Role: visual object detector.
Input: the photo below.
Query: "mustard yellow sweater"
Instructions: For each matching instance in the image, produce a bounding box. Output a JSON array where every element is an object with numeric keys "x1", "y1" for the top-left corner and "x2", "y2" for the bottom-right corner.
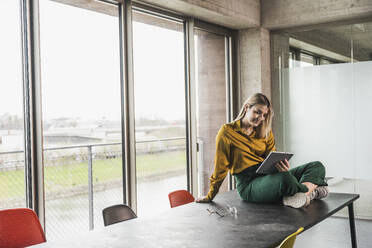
[{"x1": 206, "y1": 120, "x2": 276, "y2": 200}]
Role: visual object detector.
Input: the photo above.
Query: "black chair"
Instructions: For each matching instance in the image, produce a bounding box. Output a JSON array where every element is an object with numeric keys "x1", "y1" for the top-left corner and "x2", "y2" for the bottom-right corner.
[{"x1": 102, "y1": 204, "x2": 137, "y2": 226}]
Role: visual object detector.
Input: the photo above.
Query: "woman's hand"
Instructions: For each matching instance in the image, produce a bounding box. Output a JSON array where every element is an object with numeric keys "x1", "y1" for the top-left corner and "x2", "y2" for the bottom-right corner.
[
  {"x1": 275, "y1": 159, "x2": 290, "y2": 172},
  {"x1": 195, "y1": 196, "x2": 212, "y2": 203}
]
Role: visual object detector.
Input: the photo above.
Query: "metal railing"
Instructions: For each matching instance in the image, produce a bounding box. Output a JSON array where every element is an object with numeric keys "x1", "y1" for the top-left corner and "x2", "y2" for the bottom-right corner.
[
  {"x1": 0, "y1": 137, "x2": 187, "y2": 232},
  {"x1": 0, "y1": 137, "x2": 187, "y2": 171},
  {"x1": 0, "y1": 136, "x2": 187, "y2": 155}
]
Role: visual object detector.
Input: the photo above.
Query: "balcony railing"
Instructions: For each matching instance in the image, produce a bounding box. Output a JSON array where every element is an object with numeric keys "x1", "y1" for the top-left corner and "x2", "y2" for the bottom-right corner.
[
  {"x1": 0, "y1": 137, "x2": 189, "y2": 232},
  {"x1": 0, "y1": 137, "x2": 187, "y2": 171}
]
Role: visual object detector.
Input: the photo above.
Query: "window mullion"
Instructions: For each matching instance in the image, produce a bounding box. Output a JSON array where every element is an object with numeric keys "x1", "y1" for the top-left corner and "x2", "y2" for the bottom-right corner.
[{"x1": 20, "y1": 0, "x2": 45, "y2": 228}]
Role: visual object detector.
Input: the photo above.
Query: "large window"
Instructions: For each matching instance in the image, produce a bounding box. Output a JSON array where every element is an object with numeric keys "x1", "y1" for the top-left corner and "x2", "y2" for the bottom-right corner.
[
  {"x1": 3, "y1": 0, "x2": 235, "y2": 238},
  {"x1": 289, "y1": 47, "x2": 345, "y2": 68},
  {"x1": 0, "y1": 0, "x2": 25, "y2": 210},
  {"x1": 132, "y1": 11, "x2": 187, "y2": 217},
  {"x1": 39, "y1": 0, "x2": 121, "y2": 239}
]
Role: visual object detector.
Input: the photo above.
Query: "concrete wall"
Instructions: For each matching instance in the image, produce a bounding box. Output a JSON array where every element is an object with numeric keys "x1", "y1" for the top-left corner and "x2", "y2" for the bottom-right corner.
[
  {"x1": 262, "y1": 0, "x2": 372, "y2": 30},
  {"x1": 195, "y1": 31, "x2": 228, "y2": 196}
]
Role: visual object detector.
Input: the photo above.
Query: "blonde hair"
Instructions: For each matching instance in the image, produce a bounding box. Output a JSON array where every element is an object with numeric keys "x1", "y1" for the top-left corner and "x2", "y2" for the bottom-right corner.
[{"x1": 234, "y1": 93, "x2": 274, "y2": 138}]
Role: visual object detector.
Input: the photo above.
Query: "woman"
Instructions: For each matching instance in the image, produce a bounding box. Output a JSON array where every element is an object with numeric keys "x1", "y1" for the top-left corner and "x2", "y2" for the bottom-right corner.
[{"x1": 196, "y1": 93, "x2": 328, "y2": 208}]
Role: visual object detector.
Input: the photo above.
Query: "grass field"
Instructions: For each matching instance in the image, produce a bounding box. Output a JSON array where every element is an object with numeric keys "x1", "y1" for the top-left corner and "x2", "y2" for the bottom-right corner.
[{"x1": 0, "y1": 150, "x2": 186, "y2": 200}]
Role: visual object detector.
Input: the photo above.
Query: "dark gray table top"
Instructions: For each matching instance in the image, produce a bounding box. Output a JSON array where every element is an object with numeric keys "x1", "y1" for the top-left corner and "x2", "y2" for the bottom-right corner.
[{"x1": 34, "y1": 190, "x2": 359, "y2": 248}]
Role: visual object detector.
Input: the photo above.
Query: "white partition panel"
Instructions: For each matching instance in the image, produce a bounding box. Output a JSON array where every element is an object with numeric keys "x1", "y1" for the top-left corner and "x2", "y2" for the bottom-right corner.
[
  {"x1": 354, "y1": 61, "x2": 372, "y2": 179},
  {"x1": 283, "y1": 63, "x2": 356, "y2": 178}
]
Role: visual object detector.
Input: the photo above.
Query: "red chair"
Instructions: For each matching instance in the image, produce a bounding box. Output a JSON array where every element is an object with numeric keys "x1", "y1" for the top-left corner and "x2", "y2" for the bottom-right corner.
[
  {"x1": 168, "y1": 190, "x2": 195, "y2": 208},
  {"x1": 0, "y1": 208, "x2": 46, "y2": 248}
]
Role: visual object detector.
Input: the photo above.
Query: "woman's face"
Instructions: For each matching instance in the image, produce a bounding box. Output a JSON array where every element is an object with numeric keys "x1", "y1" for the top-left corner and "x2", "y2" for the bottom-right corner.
[{"x1": 244, "y1": 104, "x2": 268, "y2": 127}]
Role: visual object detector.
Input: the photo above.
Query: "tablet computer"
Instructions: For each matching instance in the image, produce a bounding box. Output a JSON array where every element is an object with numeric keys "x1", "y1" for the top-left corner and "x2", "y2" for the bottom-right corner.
[{"x1": 256, "y1": 151, "x2": 294, "y2": 174}]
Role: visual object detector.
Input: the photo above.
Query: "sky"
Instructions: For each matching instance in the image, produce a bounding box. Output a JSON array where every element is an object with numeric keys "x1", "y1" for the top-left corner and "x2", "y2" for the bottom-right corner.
[
  {"x1": 1, "y1": 0, "x2": 185, "y2": 122},
  {"x1": 0, "y1": 1, "x2": 23, "y2": 118}
]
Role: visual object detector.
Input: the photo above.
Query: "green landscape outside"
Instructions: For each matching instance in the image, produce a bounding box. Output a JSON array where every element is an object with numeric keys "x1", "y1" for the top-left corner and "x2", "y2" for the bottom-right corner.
[{"x1": 1, "y1": 150, "x2": 186, "y2": 200}]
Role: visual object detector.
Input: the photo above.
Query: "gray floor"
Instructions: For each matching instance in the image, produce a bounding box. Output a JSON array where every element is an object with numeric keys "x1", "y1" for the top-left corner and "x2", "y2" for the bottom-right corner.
[
  {"x1": 328, "y1": 177, "x2": 372, "y2": 219},
  {"x1": 296, "y1": 217, "x2": 371, "y2": 248}
]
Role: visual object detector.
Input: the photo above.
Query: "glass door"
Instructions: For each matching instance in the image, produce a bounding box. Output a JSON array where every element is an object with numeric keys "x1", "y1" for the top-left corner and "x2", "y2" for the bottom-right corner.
[
  {"x1": 0, "y1": 0, "x2": 25, "y2": 210},
  {"x1": 39, "y1": 0, "x2": 122, "y2": 239},
  {"x1": 132, "y1": 10, "x2": 187, "y2": 216}
]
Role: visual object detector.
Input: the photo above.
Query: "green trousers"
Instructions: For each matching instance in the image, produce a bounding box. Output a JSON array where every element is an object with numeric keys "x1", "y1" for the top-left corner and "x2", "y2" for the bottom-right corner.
[{"x1": 235, "y1": 161, "x2": 328, "y2": 203}]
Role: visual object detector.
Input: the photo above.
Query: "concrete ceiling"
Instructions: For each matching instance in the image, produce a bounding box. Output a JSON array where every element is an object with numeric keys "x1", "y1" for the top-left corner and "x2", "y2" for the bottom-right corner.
[
  {"x1": 50, "y1": 0, "x2": 118, "y2": 16},
  {"x1": 261, "y1": 0, "x2": 372, "y2": 30},
  {"x1": 50, "y1": 0, "x2": 260, "y2": 29},
  {"x1": 289, "y1": 21, "x2": 372, "y2": 61}
]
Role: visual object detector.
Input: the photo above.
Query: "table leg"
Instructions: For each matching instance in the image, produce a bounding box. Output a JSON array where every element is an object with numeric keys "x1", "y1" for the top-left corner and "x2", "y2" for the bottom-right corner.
[{"x1": 348, "y1": 203, "x2": 357, "y2": 248}]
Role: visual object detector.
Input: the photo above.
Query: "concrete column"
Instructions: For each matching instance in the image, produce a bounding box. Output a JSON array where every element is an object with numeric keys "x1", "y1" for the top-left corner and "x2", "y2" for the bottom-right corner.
[
  {"x1": 196, "y1": 32, "x2": 228, "y2": 196},
  {"x1": 239, "y1": 28, "x2": 272, "y2": 102}
]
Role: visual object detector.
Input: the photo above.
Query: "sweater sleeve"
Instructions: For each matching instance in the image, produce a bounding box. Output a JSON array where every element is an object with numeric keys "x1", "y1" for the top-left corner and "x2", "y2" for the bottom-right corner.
[
  {"x1": 264, "y1": 130, "x2": 276, "y2": 157},
  {"x1": 206, "y1": 126, "x2": 231, "y2": 201}
]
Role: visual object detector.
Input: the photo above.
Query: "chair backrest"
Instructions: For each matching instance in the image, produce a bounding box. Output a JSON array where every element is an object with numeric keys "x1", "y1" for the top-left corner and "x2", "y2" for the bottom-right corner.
[
  {"x1": 0, "y1": 208, "x2": 46, "y2": 248},
  {"x1": 168, "y1": 190, "x2": 195, "y2": 208},
  {"x1": 278, "y1": 227, "x2": 304, "y2": 248},
  {"x1": 102, "y1": 204, "x2": 137, "y2": 226}
]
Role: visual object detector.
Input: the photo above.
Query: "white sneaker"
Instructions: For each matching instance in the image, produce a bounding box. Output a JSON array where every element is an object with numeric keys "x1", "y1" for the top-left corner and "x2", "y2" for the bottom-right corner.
[
  {"x1": 283, "y1": 192, "x2": 310, "y2": 208},
  {"x1": 310, "y1": 186, "x2": 329, "y2": 200}
]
